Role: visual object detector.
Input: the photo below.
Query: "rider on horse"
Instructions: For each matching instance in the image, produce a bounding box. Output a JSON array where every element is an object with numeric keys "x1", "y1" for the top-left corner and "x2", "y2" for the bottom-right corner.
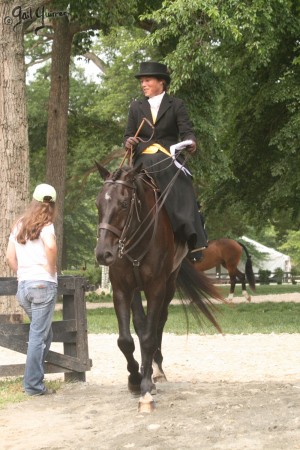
[{"x1": 124, "y1": 61, "x2": 207, "y2": 261}]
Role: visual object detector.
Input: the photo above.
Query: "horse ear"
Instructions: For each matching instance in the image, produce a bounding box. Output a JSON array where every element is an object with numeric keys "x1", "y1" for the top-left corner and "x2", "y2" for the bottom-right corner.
[{"x1": 95, "y1": 161, "x2": 110, "y2": 180}]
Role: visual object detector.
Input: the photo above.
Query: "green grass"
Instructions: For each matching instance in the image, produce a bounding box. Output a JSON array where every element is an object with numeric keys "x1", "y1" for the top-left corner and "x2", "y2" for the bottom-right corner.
[
  {"x1": 53, "y1": 300, "x2": 300, "y2": 335},
  {"x1": 0, "y1": 378, "x2": 62, "y2": 409},
  {"x1": 164, "y1": 302, "x2": 300, "y2": 335}
]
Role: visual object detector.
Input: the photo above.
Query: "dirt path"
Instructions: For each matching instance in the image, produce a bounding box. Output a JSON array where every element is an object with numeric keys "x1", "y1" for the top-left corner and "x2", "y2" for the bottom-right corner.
[{"x1": 1, "y1": 294, "x2": 300, "y2": 450}]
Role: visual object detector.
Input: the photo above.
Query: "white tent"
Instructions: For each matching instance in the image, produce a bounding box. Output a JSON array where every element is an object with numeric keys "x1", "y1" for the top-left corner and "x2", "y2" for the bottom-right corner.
[{"x1": 241, "y1": 236, "x2": 291, "y2": 273}]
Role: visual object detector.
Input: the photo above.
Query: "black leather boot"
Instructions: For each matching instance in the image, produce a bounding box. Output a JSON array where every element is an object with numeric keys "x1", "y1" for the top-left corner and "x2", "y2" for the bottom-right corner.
[{"x1": 188, "y1": 250, "x2": 204, "y2": 262}]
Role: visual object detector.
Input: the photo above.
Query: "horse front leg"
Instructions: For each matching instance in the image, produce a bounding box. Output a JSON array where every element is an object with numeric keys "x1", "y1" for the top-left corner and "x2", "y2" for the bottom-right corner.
[
  {"x1": 152, "y1": 275, "x2": 177, "y2": 383},
  {"x1": 131, "y1": 289, "x2": 146, "y2": 340},
  {"x1": 113, "y1": 290, "x2": 142, "y2": 394},
  {"x1": 137, "y1": 288, "x2": 166, "y2": 413},
  {"x1": 152, "y1": 306, "x2": 168, "y2": 384}
]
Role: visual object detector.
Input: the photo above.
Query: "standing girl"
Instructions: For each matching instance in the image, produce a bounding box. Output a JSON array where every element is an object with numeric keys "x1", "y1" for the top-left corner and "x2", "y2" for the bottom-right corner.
[{"x1": 6, "y1": 183, "x2": 57, "y2": 395}]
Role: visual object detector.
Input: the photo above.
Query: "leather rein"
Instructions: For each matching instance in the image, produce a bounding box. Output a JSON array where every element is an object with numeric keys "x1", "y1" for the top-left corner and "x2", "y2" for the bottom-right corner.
[{"x1": 98, "y1": 116, "x2": 191, "y2": 289}]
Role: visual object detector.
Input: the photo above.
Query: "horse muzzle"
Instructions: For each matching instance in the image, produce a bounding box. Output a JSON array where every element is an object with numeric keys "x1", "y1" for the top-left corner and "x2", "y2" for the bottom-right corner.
[{"x1": 95, "y1": 245, "x2": 118, "y2": 266}]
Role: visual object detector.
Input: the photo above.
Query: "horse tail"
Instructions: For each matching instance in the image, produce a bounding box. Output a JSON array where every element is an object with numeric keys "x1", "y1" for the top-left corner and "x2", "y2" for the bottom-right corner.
[
  {"x1": 176, "y1": 258, "x2": 225, "y2": 333},
  {"x1": 237, "y1": 241, "x2": 256, "y2": 292}
]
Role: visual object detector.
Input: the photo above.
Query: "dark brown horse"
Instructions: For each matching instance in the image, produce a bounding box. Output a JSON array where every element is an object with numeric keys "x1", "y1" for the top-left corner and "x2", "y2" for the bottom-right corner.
[
  {"x1": 194, "y1": 239, "x2": 256, "y2": 301},
  {"x1": 95, "y1": 163, "x2": 224, "y2": 412}
]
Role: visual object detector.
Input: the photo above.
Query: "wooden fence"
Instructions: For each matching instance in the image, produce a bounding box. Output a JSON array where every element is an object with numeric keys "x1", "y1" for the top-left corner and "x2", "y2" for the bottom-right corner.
[{"x1": 0, "y1": 276, "x2": 92, "y2": 382}]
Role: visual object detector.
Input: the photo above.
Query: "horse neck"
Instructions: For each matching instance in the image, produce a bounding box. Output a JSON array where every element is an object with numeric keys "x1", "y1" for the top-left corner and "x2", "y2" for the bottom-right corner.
[{"x1": 136, "y1": 176, "x2": 157, "y2": 226}]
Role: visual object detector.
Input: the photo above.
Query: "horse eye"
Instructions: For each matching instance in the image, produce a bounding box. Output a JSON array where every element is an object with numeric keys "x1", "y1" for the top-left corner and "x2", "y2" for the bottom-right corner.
[{"x1": 121, "y1": 200, "x2": 128, "y2": 209}]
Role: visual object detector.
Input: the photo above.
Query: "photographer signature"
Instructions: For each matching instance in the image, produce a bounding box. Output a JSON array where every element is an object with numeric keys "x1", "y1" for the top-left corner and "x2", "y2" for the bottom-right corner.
[{"x1": 4, "y1": 5, "x2": 69, "y2": 33}]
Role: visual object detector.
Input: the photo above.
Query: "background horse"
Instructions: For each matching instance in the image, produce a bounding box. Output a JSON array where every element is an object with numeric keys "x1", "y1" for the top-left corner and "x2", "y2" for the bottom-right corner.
[
  {"x1": 95, "y1": 163, "x2": 225, "y2": 412},
  {"x1": 194, "y1": 239, "x2": 256, "y2": 301}
]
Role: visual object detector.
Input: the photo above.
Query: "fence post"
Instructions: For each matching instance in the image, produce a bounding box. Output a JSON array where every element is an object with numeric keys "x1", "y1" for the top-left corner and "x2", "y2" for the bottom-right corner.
[
  {"x1": 100, "y1": 265, "x2": 111, "y2": 293},
  {"x1": 62, "y1": 277, "x2": 90, "y2": 382}
]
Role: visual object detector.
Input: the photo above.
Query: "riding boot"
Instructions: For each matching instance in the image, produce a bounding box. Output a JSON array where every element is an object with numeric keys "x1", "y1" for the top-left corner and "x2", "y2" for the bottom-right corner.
[{"x1": 188, "y1": 249, "x2": 204, "y2": 263}]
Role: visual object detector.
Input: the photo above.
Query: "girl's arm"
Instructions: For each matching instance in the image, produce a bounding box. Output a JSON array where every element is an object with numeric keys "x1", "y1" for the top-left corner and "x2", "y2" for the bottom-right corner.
[{"x1": 6, "y1": 241, "x2": 18, "y2": 273}]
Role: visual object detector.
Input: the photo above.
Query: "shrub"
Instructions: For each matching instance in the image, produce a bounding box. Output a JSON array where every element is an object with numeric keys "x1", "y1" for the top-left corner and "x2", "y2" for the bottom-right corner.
[
  {"x1": 62, "y1": 267, "x2": 102, "y2": 286},
  {"x1": 273, "y1": 267, "x2": 284, "y2": 284},
  {"x1": 290, "y1": 267, "x2": 299, "y2": 284},
  {"x1": 258, "y1": 269, "x2": 271, "y2": 284}
]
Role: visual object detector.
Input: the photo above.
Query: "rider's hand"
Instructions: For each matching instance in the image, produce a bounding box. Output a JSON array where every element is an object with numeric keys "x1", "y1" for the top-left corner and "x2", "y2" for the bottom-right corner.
[
  {"x1": 186, "y1": 141, "x2": 196, "y2": 155},
  {"x1": 125, "y1": 137, "x2": 140, "y2": 150}
]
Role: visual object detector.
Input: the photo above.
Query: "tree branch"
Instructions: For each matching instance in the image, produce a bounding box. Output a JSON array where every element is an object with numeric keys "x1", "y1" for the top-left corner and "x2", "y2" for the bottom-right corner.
[
  {"x1": 82, "y1": 52, "x2": 108, "y2": 74},
  {"x1": 26, "y1": 54, "x2": 51, "y2": 68}
]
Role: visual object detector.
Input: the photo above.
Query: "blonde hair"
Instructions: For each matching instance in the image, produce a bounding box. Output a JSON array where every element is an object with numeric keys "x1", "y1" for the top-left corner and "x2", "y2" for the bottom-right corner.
[{"x1": 15, "y1": 199, "x2": 56, "y2": 244}]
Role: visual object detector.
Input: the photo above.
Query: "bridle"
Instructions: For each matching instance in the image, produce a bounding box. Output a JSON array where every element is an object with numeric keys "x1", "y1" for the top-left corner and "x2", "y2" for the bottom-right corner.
[
  {"x1": 98, "y1": 178, "x2": 139, "y2": 246},
  {"x1": 97, "y1": 173, "x2": 159, "y2": 288}
]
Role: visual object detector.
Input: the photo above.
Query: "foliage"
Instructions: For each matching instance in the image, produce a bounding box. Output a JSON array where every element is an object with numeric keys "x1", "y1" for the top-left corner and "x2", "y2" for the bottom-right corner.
[
  {"x1": 86, "y1": 26, "x2": 163, "y2": 126},
  {"x1": 25, "y1": 0, "x2": 300, "y2": 265},
  {"x1": 279, "y1": 230, "x2": 300, "y2": 269},
  {"x1": 86, "y1": 291, "x2": 112, "y2": 302},
  {"x1": 62, "y1": 266, "x2": 102, "y2": 286},
  {"x1": 273, "y1": 267, "x2": 284, "y2": 284},
  {"x1": 27, "y1": 65, "x2": 122, "y2": 267},
  {"x1": 258, "y1": 269, "x2": 272, "y2": 284},
  {"x1": 140, "y1": 0, "x2": 300, "y2": 239}
]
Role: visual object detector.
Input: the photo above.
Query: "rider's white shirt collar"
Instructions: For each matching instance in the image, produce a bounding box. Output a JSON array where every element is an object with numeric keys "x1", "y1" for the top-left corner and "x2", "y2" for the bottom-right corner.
[{"x1": 148, "y1": 92, "x2": 165, "y2": 111}]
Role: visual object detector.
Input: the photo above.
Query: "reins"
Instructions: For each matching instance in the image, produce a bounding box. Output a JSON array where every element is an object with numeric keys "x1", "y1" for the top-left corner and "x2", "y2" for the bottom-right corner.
[
  {"x1": 98, "y1": 152, "x2": 190, "y2": 290},
  {"x1": 119, "y1": 117, "x2": 155, "y2": 168},
  {"x1": 98, "y1": 118, "x2": 191, "y2": 289}
]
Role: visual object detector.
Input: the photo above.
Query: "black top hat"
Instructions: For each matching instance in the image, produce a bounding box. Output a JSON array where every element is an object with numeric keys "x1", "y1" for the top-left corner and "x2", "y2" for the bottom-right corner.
[{"x1": 135, "y1": 61, "x2": 171, "y2": 84}]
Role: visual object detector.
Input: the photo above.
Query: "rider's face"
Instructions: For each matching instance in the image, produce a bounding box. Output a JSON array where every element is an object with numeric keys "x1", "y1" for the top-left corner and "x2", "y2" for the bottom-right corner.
[{"x1": 139, "y1": 77, "x2": 164, "y2": 98}]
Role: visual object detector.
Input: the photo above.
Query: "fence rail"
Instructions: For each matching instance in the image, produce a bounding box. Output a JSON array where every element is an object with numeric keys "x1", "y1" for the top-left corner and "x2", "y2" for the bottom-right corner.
[
  {"x1": 206, "y1": 271, "x2": 298, "y2": 285},
  {"x1": 0, "y1": 276, "x2": 92, "y2": 381}
]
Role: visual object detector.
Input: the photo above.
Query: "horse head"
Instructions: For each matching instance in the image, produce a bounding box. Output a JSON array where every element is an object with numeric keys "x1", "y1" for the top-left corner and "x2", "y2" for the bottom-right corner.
[{"x1": 95, "y1": 163, "x2": 143, "y2": 266}]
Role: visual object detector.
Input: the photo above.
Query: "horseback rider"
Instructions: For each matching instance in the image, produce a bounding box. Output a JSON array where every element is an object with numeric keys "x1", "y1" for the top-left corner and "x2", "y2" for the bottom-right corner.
[{"x1": 124, "y1": 61, "x2": 207, "y2": 261}]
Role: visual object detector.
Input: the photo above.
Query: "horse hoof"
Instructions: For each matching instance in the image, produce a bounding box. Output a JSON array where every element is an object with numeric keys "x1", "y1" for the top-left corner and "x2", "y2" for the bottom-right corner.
[
  {"x1": 138, "y1": 392, "x2": 155, "y2": 413},
  {"x1": 128, "y1": 381, "x2": 141, "y2": 394},
  {"x1": 153, "y1": 374, "x2": 167, "y2": 383},
  {"x1": 227, "y1": 293, "x2": 234, "y2": 302},
  {"x1": 242, "y1": 290, "x2": 251, "y2": 302},
  {"x1": 152, "y1": 362, "x2": 167, "y2": 383}
]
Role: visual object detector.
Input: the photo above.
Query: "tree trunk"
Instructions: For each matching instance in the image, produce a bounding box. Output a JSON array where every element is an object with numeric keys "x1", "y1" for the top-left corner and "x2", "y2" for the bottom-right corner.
[
  {"x1": 46, "y1": 16, "x2": 73, "y2": 272},
  {"x1": 0, "y1": 0, "x2": 52, "y2": 317},
  {"x1": 0, "y1": 1, "x2": 29, "y2": 317}
]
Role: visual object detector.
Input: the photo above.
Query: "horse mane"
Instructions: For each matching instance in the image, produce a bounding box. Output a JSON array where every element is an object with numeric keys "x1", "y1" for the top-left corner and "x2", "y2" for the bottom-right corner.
[{"x1": 110, "y1": 165, "x2": 152, "y2": 192}]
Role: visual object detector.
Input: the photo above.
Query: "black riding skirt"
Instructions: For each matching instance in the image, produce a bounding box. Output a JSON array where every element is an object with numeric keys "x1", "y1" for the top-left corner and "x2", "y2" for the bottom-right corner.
[{"x1": 134, "y1": 152, "x2": 207, "y2": 250}]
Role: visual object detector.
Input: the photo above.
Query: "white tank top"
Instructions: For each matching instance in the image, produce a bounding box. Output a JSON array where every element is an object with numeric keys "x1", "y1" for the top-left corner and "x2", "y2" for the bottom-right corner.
[{"x1": 9, "y1": 223, "x2": 57, "y2": 283}]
